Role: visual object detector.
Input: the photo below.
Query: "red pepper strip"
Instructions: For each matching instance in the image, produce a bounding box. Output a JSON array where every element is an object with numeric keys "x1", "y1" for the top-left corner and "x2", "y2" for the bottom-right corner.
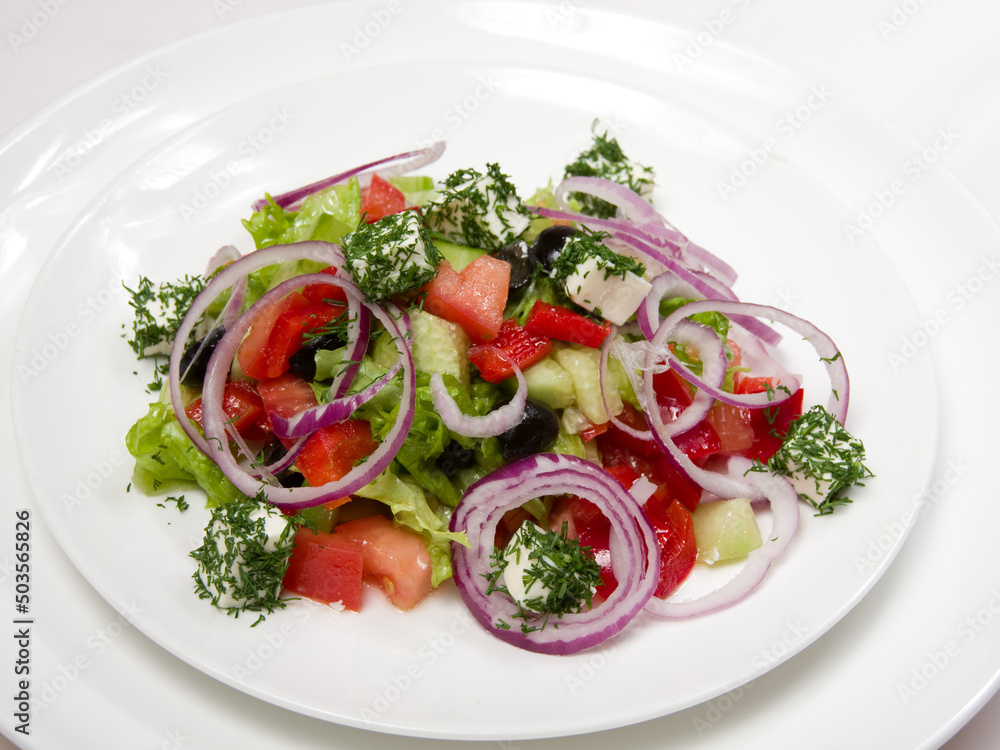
[
  {"x1": 524, "y1": 300, "x2": 612, "y2": 349},
  {"x1": 468, "y1": 318, "x2": 552, "y2": 383}
]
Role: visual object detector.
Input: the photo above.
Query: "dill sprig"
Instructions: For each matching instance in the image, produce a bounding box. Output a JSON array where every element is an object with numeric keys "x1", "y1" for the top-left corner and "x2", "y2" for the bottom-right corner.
[
  {"x1": 549, "y1": 226, "x2": 646, "y2": 288},
  {"x1": 342, "y1": 210, "x2": 441, "y2": 301},
  {"x1": 190, "y1": 498, "x2": 301, "y2": 625},
  {"x1": 564, "y1": 124, "x2": 655, "y2": 219},
  {"x1": 423, "y1": 163, "x2": 530, "y2": 250},
  {"x1": 768, "y1": 405, "x2": 874, "y2": 515},
  {"x1": 485, "y1": 521, "x2": 602, "y2": 634},
  {"x1": 122, "y1": 274, "x2": 206, "y2": 390}
]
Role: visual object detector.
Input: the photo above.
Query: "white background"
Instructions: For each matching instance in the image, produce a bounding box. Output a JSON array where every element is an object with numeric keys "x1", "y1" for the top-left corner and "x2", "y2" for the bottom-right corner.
[{"x1": 1, "y1": 1, "x2": 998, "y2": 748}]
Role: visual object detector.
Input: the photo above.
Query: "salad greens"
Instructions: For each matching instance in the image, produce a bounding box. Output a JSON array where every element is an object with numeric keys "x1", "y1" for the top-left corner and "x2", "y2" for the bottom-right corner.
[{"x1": 123, "y1": 125, "x2": 873, "y2": 630}]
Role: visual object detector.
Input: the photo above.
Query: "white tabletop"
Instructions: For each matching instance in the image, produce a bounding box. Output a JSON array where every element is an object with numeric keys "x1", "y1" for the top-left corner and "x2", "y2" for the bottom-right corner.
[{"x1": 2, "y1": 1, "x2": 998, "y2": 748}]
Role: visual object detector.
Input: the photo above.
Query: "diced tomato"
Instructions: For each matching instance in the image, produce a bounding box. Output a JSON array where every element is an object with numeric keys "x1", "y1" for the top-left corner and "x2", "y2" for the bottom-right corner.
[
  {"x1": 524, "y1": 300, "x2": 612, "y2": 349},
  {"x1": 237, "y1": 291, "x2": 311, "y2": 381},
  {"x1": 335, "y1": 514, "x2": 433, "y2": 610},
  {"x1": 734, "y1": 374, "x2": 776, "y2": 395},
  {"x1": 185, "y1": 380, "x2": 271, "y2": 443},
  {"x1": 467, "y1": 318, "x2": 552, "y2": 383},
  {"x1": 257, "y1": 301, "x2": 344, "y2": 379},
  {"x1": 360, "y1": 174, "x2": 407, "y2": 223},
  {"x1": 642, "y1": 496, "x2": 697, "y2": 599},
  {"x1": 257, "y1": 372, "x2": 318, "y2": 418},
  {"x1": 283, "y1": 527, "x2": 364, "y2": 611},
  {"x1": 257, "y1": 373, "x2": 319, "y2": 448},
  {"x1": 706, "y1": 401, "x2": 754, "y2": 456},
  {"x1": 550, "y1": 495, "x2": 618, "y2": 602},
  {"x1": 422, "y1": 257, "x2": 510, "y2": 342},
  {"x1": 294, "y1": 419, "x2": 377, "y2": 489},
  {"x1": 301, "y1": 266, "x2": 348, "y2": 306}
]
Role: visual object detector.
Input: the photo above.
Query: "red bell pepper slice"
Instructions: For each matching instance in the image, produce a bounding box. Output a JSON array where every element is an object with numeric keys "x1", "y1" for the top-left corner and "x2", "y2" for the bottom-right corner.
[
  {"x1": 524, "y1": 300, "x2": 612, "y2": 349},
  {"x1": 467, "y1": 318, "x2": 552, "y2": 383}
]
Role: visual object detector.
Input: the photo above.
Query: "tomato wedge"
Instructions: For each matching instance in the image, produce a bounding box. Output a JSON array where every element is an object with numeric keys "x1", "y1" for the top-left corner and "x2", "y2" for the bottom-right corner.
[
  {"x1": 360, "y1": 174, "x2": 407, "y2": 223},
  {"x1": 335, "y1": 514, "x2": 433, "y2": 610},
  {"x1": 283, "y1": 527, "x2": 364, "y2": 611},
  {"x1": 185, "y1": 380, "x2": 271, "y2": 443},
  {"x1": 422, "y1": 256, "x2": 510, "y2": 342}
]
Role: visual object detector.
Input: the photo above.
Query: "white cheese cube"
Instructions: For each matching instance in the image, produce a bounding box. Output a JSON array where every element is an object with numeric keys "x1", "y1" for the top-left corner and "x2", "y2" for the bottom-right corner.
[{"x1": 563, "y1": 257, "x2": 653, "y2": 325}]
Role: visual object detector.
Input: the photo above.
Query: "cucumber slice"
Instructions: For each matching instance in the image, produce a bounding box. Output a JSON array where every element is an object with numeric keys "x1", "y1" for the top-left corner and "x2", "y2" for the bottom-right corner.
[
  {"x1": 410, "y1": 309, "x2": 471, "y2": 389},
  {"x1": 691, "y1": 497, "x2": 763, "y2": 565},
  {"x1": 434, "y1": 239, "x2": 486, "y2": 271},
  {"x1": 502, "y1": 356, "x2": 576, "y2": 410},
  {"x1": 553, "y1": 343, "x2": 622, "y2": 425}
]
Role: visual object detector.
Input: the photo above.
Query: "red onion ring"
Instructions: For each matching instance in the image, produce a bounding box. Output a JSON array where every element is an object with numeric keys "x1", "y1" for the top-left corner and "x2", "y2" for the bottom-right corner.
[
  {"x1": 252, "y1": 142, "x2": 446, "y2": 212},
  {"x1": 555, "y1": 175, "x2": 661, "y2": 224},
  {"x1": 658, "y1": 300, "x2": 845, "y2": 420},
  {"x1": 168, "y1": 241, "x2": 345, "y2": 457},
  {"x1": 449, "y1": 453, "x2": 660, "y2": 655},
  {"x1": 430, "y1": 354, "x2": 527, "y2": 439},
  {"x1": 644, "y1": 457, "x2": 800, "y2": 618},
  {"x1": 200, "y1": 298, "x2": 415, "y2": 511}
]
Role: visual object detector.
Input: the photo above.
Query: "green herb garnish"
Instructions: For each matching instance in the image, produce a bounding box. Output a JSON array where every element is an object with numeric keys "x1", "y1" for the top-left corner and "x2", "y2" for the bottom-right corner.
[
  {"x1": 122, "y1": 274, "x2": 206, "y2": 390},
  {"x1": 767, "y1": 405, "x2": 874, "y2": 515},
  {"x1": 190, "y1": 498, "x2": 301, "y2": 625},
  {"x1": 563, "y1": 124, "x2": 655, "y2": 219},
  {"x1": 549, "y1": 227, "x2": 645, "y2": 287},
  {"x1": 342, "y1": 210, "x2": 441, "y2": 301},
  {"x1": 485, "y1": 521, "x2": 603, "y2": 634},
  {"x1": 423, "y1": 163, "x2": 530, "y2": 250}
]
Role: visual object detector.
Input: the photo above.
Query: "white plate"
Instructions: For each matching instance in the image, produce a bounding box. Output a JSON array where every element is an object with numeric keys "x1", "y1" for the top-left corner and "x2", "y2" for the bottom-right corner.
[
  {"x1": 9, "y1": 21, "x2": 935, "y2": 745},
  {"x1": 2, "y1": 2, "x2": 997, "y2": 748}
]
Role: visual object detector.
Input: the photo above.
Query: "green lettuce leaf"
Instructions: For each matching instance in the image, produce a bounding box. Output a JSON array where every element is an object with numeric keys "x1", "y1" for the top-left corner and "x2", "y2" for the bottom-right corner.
[{"x1": 125, "y1": 401, "x2": 246, "y2": 508}]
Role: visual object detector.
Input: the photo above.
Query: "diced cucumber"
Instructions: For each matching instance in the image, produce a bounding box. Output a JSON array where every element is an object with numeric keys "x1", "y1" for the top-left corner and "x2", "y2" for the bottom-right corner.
[
  {"x1": 691, "y1": 497, "x2": 763, "y2": 565},
  {"x1": 434, "y1": 239, "x2": 487, "y2": 272},
  {"x1": 553, "y1": 343, "x2": 623, "y2": 425},
  {"x1": 410, "y1": 309, "x2": 471, "y2": 389},
  {"x1": 501, "y1": 356, "x2": 576, "y2": 410}
]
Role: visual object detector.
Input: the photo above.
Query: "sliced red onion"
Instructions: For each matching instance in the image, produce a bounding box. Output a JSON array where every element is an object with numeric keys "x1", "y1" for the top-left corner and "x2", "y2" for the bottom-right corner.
[
  {"x1": 430, "y1": 357, "x2": 527, "y2": 439},
  {"x1": 204, "y1": 244, "x2": 242, "y2": 276},
  {"x1": 200, "y1": 299, "x2": 416, "y2": 511},
  {"x1": 658, "y1": 300, "x2": 845, "y2": 421},
  {"x1": 636, "y1": 270, "x2": 704, "y2": 341},
  {"x1": 555, "y1": 176, "x2": 661, "y2": 225},
  {"x1": 449, "y1": 453, "x2": 660, "y2": 655},
  {"x1": 640, "y1": 319, "x2": 761, "y2": 501},
  {"x1": 644, "y1": 457, "x2": 800, "y2": 618},
  {"x1": 618, "y1": 233, "x2": 782, "y2": 347},
  {"x1": 533, "y1": 203, "x2": 739, "y2": 289},
  {"x1": 168, "y1": 241, "x2": 345, "y2": 456},
  {"x1": 650, "y1": 319, "x2": 727, "y2": 437},
  {"x1": 252, "y1": 142, "x2": 446, "y2": 211},
  {"x1": 271, "y1": 357, "x2": 402, "y2": 440}
]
